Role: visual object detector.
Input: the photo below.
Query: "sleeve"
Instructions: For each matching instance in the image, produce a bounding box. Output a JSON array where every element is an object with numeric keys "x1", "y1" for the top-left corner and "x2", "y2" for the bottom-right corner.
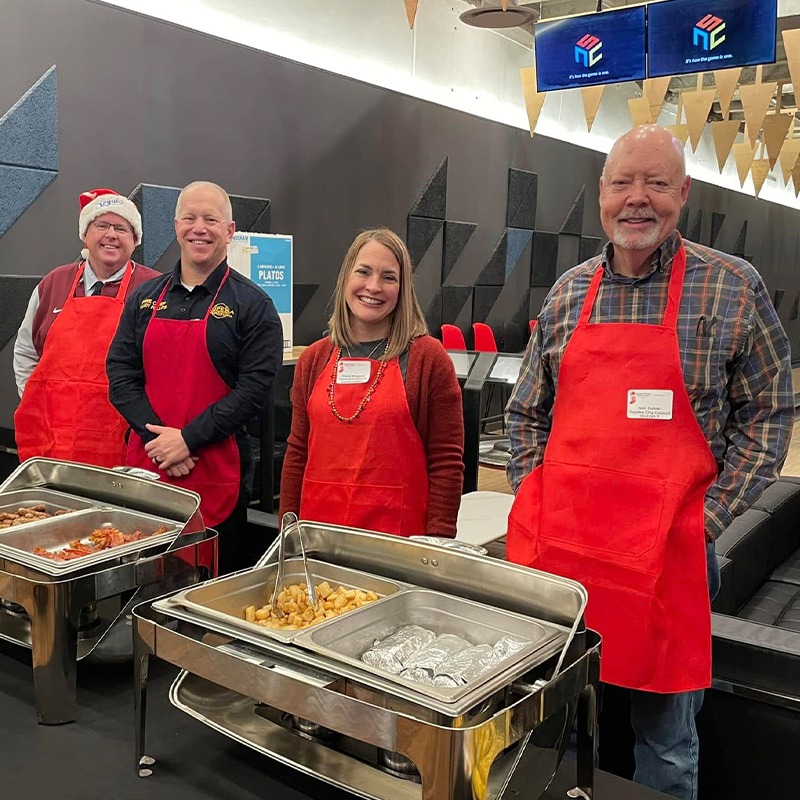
[
  {"x1": 703, "y1": 278, "x2": 794, "y2": 540},
  {"x1": 423, "y1": 346, "x2": 465, "y2": 537},
  {"x1": 181, "y1": 294, "x2": 283, "y2": 451},
  {"x1": 106, "y1": 290, "x2": 164, "y2": 443},
  {"x1": 13, "y1": 287, "x2": 41, "y2": 397},
  {"x1": 505, "y1": 319, "x2": 555, "y2": 493},
  {"x1": 278, "y1": 350, "x2": 314, "y2": 518}
]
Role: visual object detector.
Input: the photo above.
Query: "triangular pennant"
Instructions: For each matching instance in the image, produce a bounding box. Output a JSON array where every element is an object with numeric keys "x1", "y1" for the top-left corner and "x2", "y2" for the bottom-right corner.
[
  {"x1": 793, "y1": 161, "x2": 800, "y2": 197},
  {"x1": 501, "y1": 0, "x2": 509, "y2": 9},
  {"x1": 779, "y1": 139, "x2": 800, "y2": 184},
  {"x1": 581, "y1": 85, "x2": 605, "y2": 132},
  {"x1": 750, "y1": 158, "x2": 771, "y2": 196},
  {"x1": 783, "y1": 30, "x2": 800, "y2": 110},
  {"x1": 643, "y1": 77, "x2": 671, "y2": 123},
  {"x1": 762, "y1": 113, "x2": 794, "y2": 169},
  {"x1": 519, "y1": 67, "x2": 546, "y2": 137},
  {"x1": 710, "y1": 119, "x2": 740, "y2": 172},
  {"x1": 404, "y1": 0, "x2": 419, "y2": 28},
  {"x1": 733, "y1": 140, "x2": 758, "y2": 187},
  {"x1": 713, "y1": 67, "x2": 742, "y2": 119},
  {"x1": 628, "y1": 96, "x2": 652, "y2": 128},
  {"x1": 682, "y1": 89, "x2": 716, "y2": 151},
  {"x1": 665, "y1": 124, "x2": 690, "y2": 146},
  {"x1": 739, "y1": 81, "x2": 776, "y2": 146}
]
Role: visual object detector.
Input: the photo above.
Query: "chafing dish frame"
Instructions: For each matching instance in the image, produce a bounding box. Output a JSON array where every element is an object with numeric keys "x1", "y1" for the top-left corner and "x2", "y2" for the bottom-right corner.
[
  {"x1": 0, "y1": 459, "x2": 216, "y2": 725},
  {"x1": 134, "y1": 523, "x2": 600, "y2": 800}
]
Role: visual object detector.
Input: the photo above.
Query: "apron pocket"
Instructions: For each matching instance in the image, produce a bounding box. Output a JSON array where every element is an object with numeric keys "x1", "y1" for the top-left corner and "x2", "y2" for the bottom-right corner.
[
  {"x1": 300, "y1": 478, "x2": 404, "y2": 536},
  {"x1": 539, "y1": 460, "x2": 669, "y2": 566}
]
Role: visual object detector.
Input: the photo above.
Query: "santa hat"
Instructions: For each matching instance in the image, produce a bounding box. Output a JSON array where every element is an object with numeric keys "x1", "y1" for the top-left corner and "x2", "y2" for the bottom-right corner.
[{"x1": 78, "y1": 189, "x2": 143, "y2": 257}]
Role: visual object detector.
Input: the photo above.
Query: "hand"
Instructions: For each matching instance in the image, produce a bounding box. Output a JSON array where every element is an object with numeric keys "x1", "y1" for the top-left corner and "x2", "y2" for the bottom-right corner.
[
  {"x1": 163, "y1": 456, "x2": 200, "y2": 478},
  {"x1": 144, "y1": 424, "x2": 191, "y2": 470}
]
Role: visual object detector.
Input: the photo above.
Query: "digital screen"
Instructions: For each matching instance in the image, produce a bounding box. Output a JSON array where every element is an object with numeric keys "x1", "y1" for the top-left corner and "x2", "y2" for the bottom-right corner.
[
  {"x1": 534, "y1": 6, "x2": 646, "y2": 92},
  {"x1": 647, "y1": 0, "x2": 777, "y2": 78},
  {"x1": 489, "y1": 355, "x2": 524, "y2": 385},
  {"x1": 448, "y1": 351, "x2": 476, "y2": 379}
]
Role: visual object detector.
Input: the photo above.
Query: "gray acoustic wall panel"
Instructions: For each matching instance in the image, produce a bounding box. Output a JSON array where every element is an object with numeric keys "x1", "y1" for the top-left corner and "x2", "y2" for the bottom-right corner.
[
  {"x1": 559, "y1": 186, "x2": 585, "y2": 235},
  {"x1": 410, "y1": 156, "x2": 447, "y2": 219},
  {"x1": 475, "y1": 232, "x2": 507, "y2": 287},
  {"x1": 506, "y1": 168, "x2": 538, "y2": 230},
  {"x1": 442, "y1": 286, "x2": 473, "y2": 325},
  {"x1": 472, "y1": 285, "x2": 503, "y2": 324},
  {"x1": 0, "y1": 275, "x2": 42, "y2": 352},
  {"x1": 442, "y1": 220, "x2": 477, "y2": 283},
  {"x1": 531, "y1": 232, "x2": 559, "y2": 287}
]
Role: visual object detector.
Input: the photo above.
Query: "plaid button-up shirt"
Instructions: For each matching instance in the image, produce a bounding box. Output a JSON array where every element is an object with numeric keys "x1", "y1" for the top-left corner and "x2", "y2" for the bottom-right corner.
[{"x1": 506, "y1": 230, "x2": 793, "y2": 540}]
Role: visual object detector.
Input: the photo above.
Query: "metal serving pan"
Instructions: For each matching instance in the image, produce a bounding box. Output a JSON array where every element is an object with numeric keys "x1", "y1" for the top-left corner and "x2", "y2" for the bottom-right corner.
[
  {"x1": 0, "y1": 508, "x2": 178, "y2": 575},
  {"x1": 0, "y1": 489, "x2": 96, "y2": 523},
  {"x1": 165, "y1": 559, "x2": 409, "y2": 643},
  {"x1": 294, "y1": 588, "x2": 566, "y2": 705}
]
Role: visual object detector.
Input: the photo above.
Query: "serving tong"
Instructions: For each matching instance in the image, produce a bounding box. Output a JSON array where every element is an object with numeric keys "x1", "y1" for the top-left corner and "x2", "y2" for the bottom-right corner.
[{"x1": 268, "y1": 512, "x2": 316, "y2": 617}]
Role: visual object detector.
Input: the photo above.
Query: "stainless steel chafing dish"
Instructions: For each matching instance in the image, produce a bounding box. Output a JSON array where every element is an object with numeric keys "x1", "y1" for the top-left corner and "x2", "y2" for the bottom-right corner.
[
  {"x1": 0, "y1": 458, "x2": 217, "y2": 724},
  {"x1": 134, "y1": 522, "x2": 600, "y2": 800}
]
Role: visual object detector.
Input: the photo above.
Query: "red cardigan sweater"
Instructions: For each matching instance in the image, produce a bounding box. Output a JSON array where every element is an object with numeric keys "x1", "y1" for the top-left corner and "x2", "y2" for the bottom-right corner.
[{"x1": 279, "y1": 335, "x2": 465, "y2": 536}]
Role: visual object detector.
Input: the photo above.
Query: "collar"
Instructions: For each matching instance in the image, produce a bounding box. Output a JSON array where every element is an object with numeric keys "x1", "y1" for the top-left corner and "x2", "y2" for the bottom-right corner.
[
  {"x1": 601, "y1": 230, "x2": 682, "y2": 282},
  {"x1": 168, "y1": 258, "x2": 228, "y2": 294},
  {"x1": 82, "y1": 259, "x2": 130, "y2": 292}
]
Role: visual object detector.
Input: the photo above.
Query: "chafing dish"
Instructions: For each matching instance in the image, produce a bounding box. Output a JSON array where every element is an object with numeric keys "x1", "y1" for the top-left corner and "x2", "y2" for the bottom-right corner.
[
  {"x1": 0, "y1": 458, "x2": 217, "y2": 724},
  {"x1": 134, "y1": 522, "x2": 600, "y2": 800}
]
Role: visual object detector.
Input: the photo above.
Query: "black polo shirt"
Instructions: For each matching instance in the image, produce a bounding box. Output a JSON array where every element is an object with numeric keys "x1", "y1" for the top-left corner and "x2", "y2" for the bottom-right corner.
[{"x1": 107, "y1": 259, "x2": 283, "y2": 458}]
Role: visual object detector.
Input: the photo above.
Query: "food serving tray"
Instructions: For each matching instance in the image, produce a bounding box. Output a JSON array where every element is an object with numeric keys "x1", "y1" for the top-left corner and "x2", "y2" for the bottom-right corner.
[
  {"x1": 293, "y1": 588, "x2": 566, "y2": 705},
  {"x1": 164, "y1": 559, "x2": 409, "y2": 643},
  {"x1": 0, "y1": 507, "x2": 179, "y2": 575},
  {"x1": 0, "y1": 489, "x2": 97, "y2": 522}
]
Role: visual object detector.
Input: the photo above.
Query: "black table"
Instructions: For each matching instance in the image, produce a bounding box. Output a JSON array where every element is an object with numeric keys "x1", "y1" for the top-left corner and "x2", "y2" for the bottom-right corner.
[{"x1": 0, "y1": 640, "x2": 668, "y2": 800}]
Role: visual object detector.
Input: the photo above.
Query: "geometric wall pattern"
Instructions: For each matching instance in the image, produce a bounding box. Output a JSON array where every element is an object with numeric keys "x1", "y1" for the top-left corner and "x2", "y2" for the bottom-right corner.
[{"x1": 0, "y1": 66, "x2": 58, "y2": 239}]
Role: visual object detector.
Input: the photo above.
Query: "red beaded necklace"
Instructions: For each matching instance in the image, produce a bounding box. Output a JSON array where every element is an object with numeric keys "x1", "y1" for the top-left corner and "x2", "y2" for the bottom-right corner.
[{"x1": 327, "y1": 339, "x2": 391, "y2": 423}]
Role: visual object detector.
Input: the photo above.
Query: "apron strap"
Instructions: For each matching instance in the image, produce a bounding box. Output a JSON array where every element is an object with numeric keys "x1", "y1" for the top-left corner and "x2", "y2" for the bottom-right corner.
[
  {"x1": 577, "y1": 240, "x2": 687, "y2": 333},
  {"x1": 67, "y1": 262, "x2": 86, "y2": 298},
  {"x1": 203, "y1": 267, "x2": 230, "y2": 321}
]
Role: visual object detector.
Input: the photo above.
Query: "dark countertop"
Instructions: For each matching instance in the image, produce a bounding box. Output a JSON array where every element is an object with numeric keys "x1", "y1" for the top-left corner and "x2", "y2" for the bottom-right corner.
[{"x1": 0, "y1": 639, "x2": 670, "y2": 800}]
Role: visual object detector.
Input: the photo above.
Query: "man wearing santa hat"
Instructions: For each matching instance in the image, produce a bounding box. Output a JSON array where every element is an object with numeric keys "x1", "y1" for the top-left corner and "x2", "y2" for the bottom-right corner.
[{"x1": 13, "y1": 188, "x2": 159, "y2": 467}]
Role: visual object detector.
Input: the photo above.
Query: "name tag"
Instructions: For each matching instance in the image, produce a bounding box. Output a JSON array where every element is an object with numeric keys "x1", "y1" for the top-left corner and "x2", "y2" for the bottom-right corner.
[
  {"x1": 627, "y1": 389, "x2": 673, "y2": 420},
  {"x1": 336, "y1": 359, "x2": 372, "y2": 384}
]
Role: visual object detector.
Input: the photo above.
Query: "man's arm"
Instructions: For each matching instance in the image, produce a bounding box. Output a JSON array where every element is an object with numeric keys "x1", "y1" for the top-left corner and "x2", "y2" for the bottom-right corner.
[
  {"x1": 704, "y1": 278, "x2": 794, "y2": 539},
  {"x1": 106, "y1": 291, "x2": 164, "y2": 444},
  {"x1": 13, "y1": 287, "x2": 41, "y2": 397},
  {"x1": 181, "y1": 295, "x2": 283, "y2": 451},
  {"x1": 506, "y1": 320, "x2": 555, "y2": 493}
]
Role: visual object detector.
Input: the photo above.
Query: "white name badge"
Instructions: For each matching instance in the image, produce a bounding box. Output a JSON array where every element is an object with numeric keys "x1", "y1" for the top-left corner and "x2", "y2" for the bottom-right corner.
[
  {"x1": 627, "y1": 389, "x2": 673, "y2": 420},
  {"x1": 336, "y1": 359, "x2": 372, "y2": 384}
]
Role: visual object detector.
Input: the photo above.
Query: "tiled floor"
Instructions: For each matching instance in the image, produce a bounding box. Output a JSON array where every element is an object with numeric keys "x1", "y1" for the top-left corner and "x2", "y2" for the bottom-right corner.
[{"x1": 479, "y1": 416, "x2": 800, "y2": 495}]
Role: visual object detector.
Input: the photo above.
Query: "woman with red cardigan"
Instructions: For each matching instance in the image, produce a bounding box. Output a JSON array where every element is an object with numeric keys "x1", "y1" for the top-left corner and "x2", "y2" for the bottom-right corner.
[{"x1": 279, "y1": 228, "x2": 464, "y2": 537}]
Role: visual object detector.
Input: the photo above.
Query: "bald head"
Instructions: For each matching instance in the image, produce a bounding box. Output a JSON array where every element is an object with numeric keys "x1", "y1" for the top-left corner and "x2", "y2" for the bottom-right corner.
[
  {"x1": 175, "y1": 181, "x2": 233, "y2": 223},
  {"x1": 602, "y1": 125, "x2": 686, "y2": 182}
]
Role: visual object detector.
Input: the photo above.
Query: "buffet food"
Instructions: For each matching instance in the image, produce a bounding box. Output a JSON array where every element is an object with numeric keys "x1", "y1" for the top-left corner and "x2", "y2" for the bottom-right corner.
[
  {"x1": 32, "y1": 524, "x2": 170, "y2": 561},
  {"x1": 244, "y1": 580, "x2": 379, "y2": 631},
  {"x1": 0, "y1": 505, "x2": 75, "y2": 528}
]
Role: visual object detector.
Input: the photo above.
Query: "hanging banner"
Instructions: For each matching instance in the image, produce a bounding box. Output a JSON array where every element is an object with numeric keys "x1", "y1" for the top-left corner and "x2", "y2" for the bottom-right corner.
[
  {"x1": 682, "y1": 88, "x2": 716, "y2": 152},
  {"x1": 628, "y1": 96, "x2": 652, "y2": 128},
  {"x1": 581, "y1": 85, "x2": 605, "y2": 132},
  {"x1": 733, "y1": 140, "x2": 758, "y2": 187},
  {"x1": 228, "y1": 232, "x2": 293, "y2": 353},
  {"x1": 404, "y1": 0, "x2": 419, "y2": 29},
  {"x1": 644, "y1": 77, "x2": 672, "y2": 123},
  {"x1": 713, "y1": 68, "x2": 742, "y2": 120},
  {"x1": 739, "y1": 81, "x2": 776, "y2": 146},
  {"x1": 783, "y1": 30, "x2": 800, "y2": 105},
  {"x1": 779, "y1": 138, "x2": 800, "y2": 184},
  {"x1": 750, "y1": 158, "x2": 771, "y2": 197},
  {"x1": 520, "y1": 66, "x2": 546, "y2": 136},
  {"x1": 665, "y1": 124, "x2": 690, "y2": 146},
  {"x1": 710, "y1": 119, "x2": 741, "y2": 172},
  {"x1": 762, "y1": 113, "x2": 794, "y2": 169}
]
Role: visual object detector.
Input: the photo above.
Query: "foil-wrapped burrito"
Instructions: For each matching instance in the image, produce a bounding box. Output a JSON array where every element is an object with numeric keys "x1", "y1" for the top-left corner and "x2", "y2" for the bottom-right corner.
[
  {"x1": 400, "y1": 667, "x2": 435, "y2": 685},
  {"x1": 404, "y1": 634, "x2": 471, "y2": 671},
  {"x1": 492, "y1": 635, "x2": 528, "y2": 660},
  {"x1": 361, "y1": 625, "x2": 436, "y2": 673},
  {"x1": 433, "y1": 675, "x2": 459, "y2": 687},
  {"x1": 435, "y1": 644, "x2": 496, "y2": 685}
]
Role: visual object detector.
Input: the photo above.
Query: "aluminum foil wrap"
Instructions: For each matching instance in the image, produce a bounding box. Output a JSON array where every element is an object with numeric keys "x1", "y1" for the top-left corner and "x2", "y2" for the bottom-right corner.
[
  {"x1": 433, "y1": 675, "x2": 459, "y2": 687},
  {"x1": 361, "y1": 625, "x2": 436, "y2": 673},
  {"x1": 404, "y1": 633, "x2": 471, "y2": 671},
  {"x1": 492, "y1": 635, "x2": 528, "y2": 660},
  {"x1": 400, "y1": 667, "x2": 434, "y2": 686},
  {"x1": 435, "y1": 644, "x2": 496, "y2": 685}
]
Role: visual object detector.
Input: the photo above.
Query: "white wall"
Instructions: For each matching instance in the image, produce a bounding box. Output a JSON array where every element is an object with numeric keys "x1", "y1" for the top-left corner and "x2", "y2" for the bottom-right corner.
[{"x1": 97, "y1": 0, "x2": 800, "y2": 210}]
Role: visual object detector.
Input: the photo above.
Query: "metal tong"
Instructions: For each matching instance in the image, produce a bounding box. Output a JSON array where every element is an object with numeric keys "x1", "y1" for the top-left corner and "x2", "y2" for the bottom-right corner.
[{"x1": 270, "y1": 513, "x2": 316, "y2": 617}]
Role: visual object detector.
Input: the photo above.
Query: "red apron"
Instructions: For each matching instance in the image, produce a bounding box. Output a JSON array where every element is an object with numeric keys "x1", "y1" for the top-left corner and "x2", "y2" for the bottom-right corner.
[
  {"x1": 15, "y1": 262, "x2": 133, "y2": 468},
  {"x1": 125, "y1": 269, "x2": 240, "y2": 527},
  {"x1": 300, "y1": 350, "x2": 429, "y2": 536},
  {"x1": 507, "y1": 243, "x2": 717, "y2": 693}
]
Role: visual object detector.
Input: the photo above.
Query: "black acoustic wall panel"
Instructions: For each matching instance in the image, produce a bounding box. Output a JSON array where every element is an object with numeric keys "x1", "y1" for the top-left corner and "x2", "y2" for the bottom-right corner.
[
  {"x1": 531, "y1": 232, "x2": 559, "y2": 287},
  {"x1": 472, "y1": 285, "x2": 503, "y2": 324},
  {"x1": 410, "y1": 156, "x2": 447, "y2": 219},
  {"x1": 506, "y1": 168, "x2": 538, "y2": 230},
  {"x1": 559, "y1": 185, "x2": 585, "y2": 235}
]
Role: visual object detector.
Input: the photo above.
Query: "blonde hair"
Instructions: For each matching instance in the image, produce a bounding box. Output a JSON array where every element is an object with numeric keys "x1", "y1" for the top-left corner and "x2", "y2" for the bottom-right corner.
[
  {"x1": 175, "y1": 181, "x2": 233, "y2": 223},
  {"x1": 328, "y1": 228, "x2": 428, "y2": 361}
]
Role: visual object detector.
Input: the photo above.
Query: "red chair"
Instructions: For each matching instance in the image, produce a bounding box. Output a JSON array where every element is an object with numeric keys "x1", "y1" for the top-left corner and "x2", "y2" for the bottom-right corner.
[
  {"x1": 441, "y1": 324, "x2": 467, "y2": 350},
  {"x1": 529, "y1": 319, "x2": 537, "y2": 335},
  {"x1": 472, "y1": 322, "x2": 498, "y2": 353}
]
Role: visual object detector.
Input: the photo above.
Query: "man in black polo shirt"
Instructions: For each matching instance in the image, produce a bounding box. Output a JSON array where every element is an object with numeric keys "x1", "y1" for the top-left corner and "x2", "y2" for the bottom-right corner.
[{"x1": 107, "y1": 181, "x2": 282, "y2": 573}]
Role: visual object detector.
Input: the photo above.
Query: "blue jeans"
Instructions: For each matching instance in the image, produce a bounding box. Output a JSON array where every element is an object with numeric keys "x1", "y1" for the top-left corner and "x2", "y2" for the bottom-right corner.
[{"x1": 630, "y1": 541, "x2": 720, "y2": 800}]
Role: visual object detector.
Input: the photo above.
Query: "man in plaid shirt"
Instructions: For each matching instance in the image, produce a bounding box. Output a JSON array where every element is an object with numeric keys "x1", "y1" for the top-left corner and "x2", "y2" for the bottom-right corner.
[{"x1": 506, "y1": 125, "x2": 792, "y2": 799}]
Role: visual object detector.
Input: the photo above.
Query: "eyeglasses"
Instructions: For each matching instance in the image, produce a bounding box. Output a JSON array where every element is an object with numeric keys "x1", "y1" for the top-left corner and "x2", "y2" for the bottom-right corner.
[{"x1": 92, "y1": 220, "x2": 133, "y2": 235}]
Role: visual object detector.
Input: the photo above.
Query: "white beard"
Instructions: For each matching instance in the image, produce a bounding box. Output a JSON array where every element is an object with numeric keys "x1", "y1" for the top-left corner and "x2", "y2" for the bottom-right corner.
[{"x1": 611, "y1": 221, "x2": 664, "y2": 251}]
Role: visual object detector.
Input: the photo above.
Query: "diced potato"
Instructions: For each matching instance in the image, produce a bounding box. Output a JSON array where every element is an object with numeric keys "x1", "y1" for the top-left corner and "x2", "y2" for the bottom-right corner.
[
  {"x1": 245, "y1": 606, "x2": 256, "y2": 623},
  {"x1": 317, "y1": 581, "x2": 332, "y2": 599},
  {"x1": 255, "y1": 608, "x2": 270, "y2": 621},
  {"x1": 366, "y1": 591, "x2": 378, "y2": 602},
  {"x1": 344, "y1": 589, "x2": 356, "y2": 600},
  {"x1": 333, "y1": 594, "x2": 348, "y2": 610}
]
